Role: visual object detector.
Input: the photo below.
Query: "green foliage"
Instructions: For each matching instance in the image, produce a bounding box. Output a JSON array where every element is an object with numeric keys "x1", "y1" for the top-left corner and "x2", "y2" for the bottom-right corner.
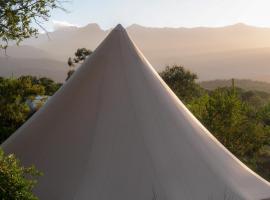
[
  {"x1": 200, "y1": 79, "x2": 270, "y2": 94},
  {"x1": 257, "y1": 103, "x2": 270, "y2": 127},
  {"x1": 186, "y1": 94, "x2": 209, "y2": 122},
  {"x1": 159, "y1": 65, "x2": 203, "y2": 103},
  {"x1": 0, "y1": 76, "x2": 61, "y2": 143},
  {"x1": 0, "y1": 77, "x2": 43, "y2": 142},
  {"x1": 0, "y1": 0, "x2": 61, "y2": 49},
  {"x1": 240, "y1": 90, "x2": 270, "y2": 109},
  {"x1": 66, "y1": 48, "x2": 92, "y2": 81},
  {"x1": 160, "y1": 66, "x2": 270, "y2": 180},
  {"x1": 0, "y1": 148, "x2": 41, "y2": 200},
  {"x1": 24, "y1": 76, "x2": 62, "y2": 96},
  {"x1": 192, "y1": 89, "x2": 268, "y2": 160}
]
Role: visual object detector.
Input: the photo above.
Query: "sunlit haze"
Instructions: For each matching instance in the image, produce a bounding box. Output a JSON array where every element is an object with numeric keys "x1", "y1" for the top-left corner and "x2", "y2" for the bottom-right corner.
[{"x1": 43, "y1": 0, "x2": 270, "y2": 31}]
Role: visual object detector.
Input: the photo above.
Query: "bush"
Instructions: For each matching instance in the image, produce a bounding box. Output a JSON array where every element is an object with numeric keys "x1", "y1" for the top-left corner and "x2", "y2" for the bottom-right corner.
[
  {"x1": 159, "y1": 65, "x2": 203, "y2": 103},
  {"x1": 0, "y1": 76, "x2": 61, "y2": 144},
  {"x1": 0, "y1": 148, "x2": 41, "y2": 200}
]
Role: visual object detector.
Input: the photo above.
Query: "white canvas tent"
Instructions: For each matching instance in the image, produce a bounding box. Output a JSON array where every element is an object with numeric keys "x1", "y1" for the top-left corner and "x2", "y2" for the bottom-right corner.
[{"x1": 2, "y1": 24, "x2": 270, "y2": 200}]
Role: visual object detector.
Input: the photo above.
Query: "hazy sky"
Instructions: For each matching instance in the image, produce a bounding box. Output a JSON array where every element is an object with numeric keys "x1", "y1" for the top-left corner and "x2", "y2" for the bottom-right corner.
[{"x1": 44, "y1": 0, "x2": 270, "y2": 31}]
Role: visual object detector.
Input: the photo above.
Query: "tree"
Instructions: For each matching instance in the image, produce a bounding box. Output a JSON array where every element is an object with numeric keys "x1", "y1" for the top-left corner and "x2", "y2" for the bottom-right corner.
[
  {"x1": 37, "y1": 77, "x2": 62, "y2": 95},
  {"x1": 258, "y1": 103, "x2": 270, "y2": 127},
  {"x1": 73, "y1": 48, "x2": 92, "y2": 63},
  {"x1": 189, "y1": 88, "x2": 269, "y2": 169},
  {"x1": 0, "y1": 148, "x2": 41, "y2": 200},
  {"x1": 0, "y1": 76, "x2": 46, "y2": 143},
  {"x1": 66, "y1": 48, "x2": 92, "y2": 81},
  {"x1": 0, "y1": 76, "x2": 61, "y2": 143},
  {"x1": 0, "y1": 0, "x2": 63, "y2": 49},
  {"x1": 18, "y1": 76, "x2": 62, "y2": 95},
  {"x1": 186, "y1": 94, "x2": 209, "y2": 122},
  {"x1": 159, "y1": 65, "x2": 203, "y2": 103},
  {"x1": 240, "y1": 90, "x2": 270, "y2": 109}
]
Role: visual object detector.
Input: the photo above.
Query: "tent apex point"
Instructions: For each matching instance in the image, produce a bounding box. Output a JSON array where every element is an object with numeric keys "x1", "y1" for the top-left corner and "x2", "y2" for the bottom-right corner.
[{"x1": 114, "y1": 24, "x2": 125, "y2": 31}]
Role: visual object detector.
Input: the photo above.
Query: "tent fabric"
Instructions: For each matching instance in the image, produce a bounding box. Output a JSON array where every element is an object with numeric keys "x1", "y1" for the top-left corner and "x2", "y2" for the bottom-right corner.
[{"x1": 2, "y1": 24, "x2": 270, "y2": 200}]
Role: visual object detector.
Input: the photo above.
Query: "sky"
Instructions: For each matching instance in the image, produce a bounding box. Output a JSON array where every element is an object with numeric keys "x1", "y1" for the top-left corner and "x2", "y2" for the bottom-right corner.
[{"x1": 42, "y1": 0, "x2": 270, "y2": 31}]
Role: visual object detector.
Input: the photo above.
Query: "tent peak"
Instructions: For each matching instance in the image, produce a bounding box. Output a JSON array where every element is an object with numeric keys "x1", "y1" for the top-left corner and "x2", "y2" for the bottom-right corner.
[{"x1": 114, "y1": 24, "x2": 125, "y2": 31}]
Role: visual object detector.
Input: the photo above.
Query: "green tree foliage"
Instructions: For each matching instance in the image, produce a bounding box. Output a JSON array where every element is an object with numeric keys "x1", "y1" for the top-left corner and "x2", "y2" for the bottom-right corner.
[
  {"x1": 0, "y1": 148, "x2": 41, "y2": 200},
  {"x1": 240, "y1": 90, "x2": 270, "y2": 109},
  {"x1": 0, "y1": 77, "x2": 44, "y2": 142},
  {"x1": 159, "y1": 65, "x2": 203, "y2": 103},
  {"x1": 0, "y1": 0, "x2": 62, "y2": 49},
  {"x1": 18, "y1": 76, "x2": 62, "y2": 95},
  {"x1": 186, "y1": 94, "x2": 209, "y2": 122},
  {"x1": 258, "y1": 103, "x2": 270, "y2": 127},
  {"x1": 159, "y1": 65, "x2": 270, "y2": 180},
  {"x1": 0, "y1": 76, "x2": 61, "y2": 143},
  {"x1": 200, "y1": 79, "x2": 270, "y2": 94},
  {"x1": 66, "y1": 48, "x2": 92, "y2": 81},
  {"x1": 190, "y1": 89, "x2": 269, "y2": 163}
]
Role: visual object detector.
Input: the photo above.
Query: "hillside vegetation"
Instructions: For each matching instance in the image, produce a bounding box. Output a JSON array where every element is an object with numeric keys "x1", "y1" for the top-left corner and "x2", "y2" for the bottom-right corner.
[{"x1": 200, "y1": 79, "x2": 270, "y2": 93}]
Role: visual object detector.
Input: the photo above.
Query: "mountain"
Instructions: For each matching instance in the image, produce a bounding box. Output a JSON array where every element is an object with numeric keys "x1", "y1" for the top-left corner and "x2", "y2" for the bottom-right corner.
[
  {"x1": 0, "y1": 57, "x2": 66, "y2": 82},
  {"x1": 0, "y1": 45, "x2": 67, "y2": 82},
  {"x1": 0, "y1": 45, "x2": 54, "y2": 59},
  {"x1": 22, "y1": 23, "x2": 109, "y2": 60},
  {"x1": 23, "y1": 23, "x2": 270, "y2": 62},
  {"x1": 2, "y1": 23, "x2": 270, "y2": 82},
  {"x1": 173, "y1": 47, "x2": 270, "y2": 82}
]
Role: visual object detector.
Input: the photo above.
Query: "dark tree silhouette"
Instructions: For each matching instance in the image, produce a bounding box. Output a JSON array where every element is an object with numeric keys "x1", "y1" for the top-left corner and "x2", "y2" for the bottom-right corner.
[{"x1": 66, "y1": 48, "x2": 92, "y2": 81}]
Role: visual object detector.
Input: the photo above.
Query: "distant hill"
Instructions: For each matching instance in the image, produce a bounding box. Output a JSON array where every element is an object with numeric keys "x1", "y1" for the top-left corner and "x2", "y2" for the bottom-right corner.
[
  {"x1": 22, "y1": 23, "x2": 108, "y2": 61},
  {"x1": 1, "y1": 23, "x2": 270, "y2": 81},
  {"x1": 22, "y1": 23, "x2": 270, "y2": 62},
  {"x1": 0, "y1": 45, "x2": 53, "y2": 59},
  {"x1": 200, "y1": 79, "x2": 270, "y2": 93},
  {"x1": 0, "y1": 57, "x2": 66, "y2": 82}
]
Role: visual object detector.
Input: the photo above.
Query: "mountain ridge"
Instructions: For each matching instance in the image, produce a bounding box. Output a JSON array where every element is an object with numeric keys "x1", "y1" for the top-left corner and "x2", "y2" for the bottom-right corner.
[{"x1": 1, "y1": 23, "x2": 270, "y2": 82}]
